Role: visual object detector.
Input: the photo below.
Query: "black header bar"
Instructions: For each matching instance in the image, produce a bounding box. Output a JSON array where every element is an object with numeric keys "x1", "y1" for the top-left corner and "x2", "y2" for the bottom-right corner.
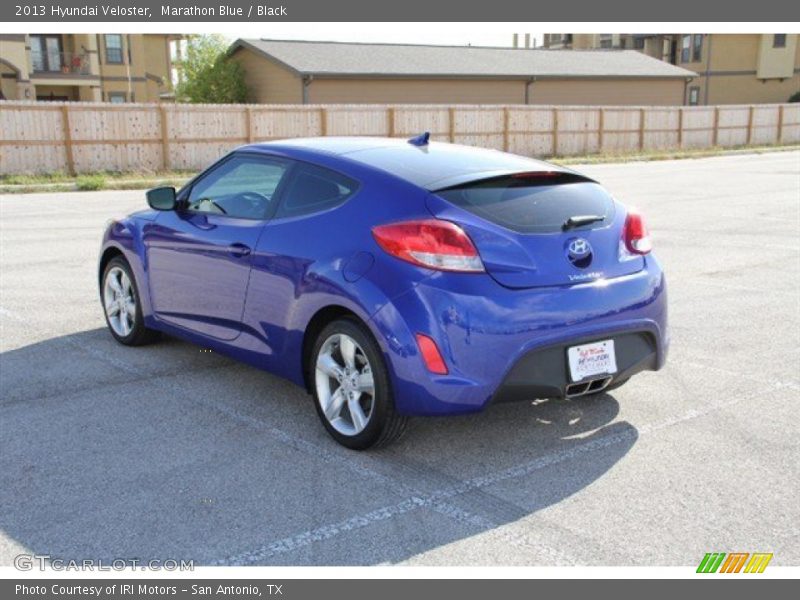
[{"x1": 3, "y1": 0, "x2": 799, "y2": 22}]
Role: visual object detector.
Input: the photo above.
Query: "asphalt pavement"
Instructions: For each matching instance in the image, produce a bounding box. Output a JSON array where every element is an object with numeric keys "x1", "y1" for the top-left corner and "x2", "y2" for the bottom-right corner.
[{"x1": 1, "y1": 151, "x2": 798, "y2": 566}]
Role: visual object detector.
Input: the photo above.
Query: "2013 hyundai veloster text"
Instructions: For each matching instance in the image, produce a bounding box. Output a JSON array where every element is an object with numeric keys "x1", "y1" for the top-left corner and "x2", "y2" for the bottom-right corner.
[{"x1": 98, "y1": 136, "x2": 668, "y2": 449}]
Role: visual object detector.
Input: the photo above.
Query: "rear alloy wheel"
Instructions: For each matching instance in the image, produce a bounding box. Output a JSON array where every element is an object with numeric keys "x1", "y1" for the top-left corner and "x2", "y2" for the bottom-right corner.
[
  {"x1": 101, "y1": 256, "x2": 158, "y2": 346},
  {"x1": 312, "y1": 318, "x2": 408, "y2": 449}
]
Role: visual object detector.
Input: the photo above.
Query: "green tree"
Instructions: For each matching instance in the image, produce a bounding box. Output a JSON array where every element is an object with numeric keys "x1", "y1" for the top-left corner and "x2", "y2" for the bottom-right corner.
[
  {"x1": 175, "y1": 35, "x2": 248, "y2": 104},
  {"x1": 789, "y1": 91, "x2": 800, "y2": 103}
]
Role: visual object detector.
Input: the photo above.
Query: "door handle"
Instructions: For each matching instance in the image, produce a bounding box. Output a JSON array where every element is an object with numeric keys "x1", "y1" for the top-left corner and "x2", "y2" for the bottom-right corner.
[{"x1": 228, "y1": 243, "x2": 252, "y2": 258}]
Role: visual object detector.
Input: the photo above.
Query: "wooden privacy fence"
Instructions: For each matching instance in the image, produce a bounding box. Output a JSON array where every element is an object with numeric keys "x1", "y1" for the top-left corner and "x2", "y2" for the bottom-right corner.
[{"x1": 1, "y1": 101, "x2": 799, "y2": 175}]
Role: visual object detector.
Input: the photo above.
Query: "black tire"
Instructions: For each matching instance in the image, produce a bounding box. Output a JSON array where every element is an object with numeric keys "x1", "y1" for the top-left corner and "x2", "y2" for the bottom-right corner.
[
  {"x1": 101, "y1": 256, "x2": 159, "y2": 346},
  {"x1": 310, "y1": 317, "x2": 408, "y2": 450}
]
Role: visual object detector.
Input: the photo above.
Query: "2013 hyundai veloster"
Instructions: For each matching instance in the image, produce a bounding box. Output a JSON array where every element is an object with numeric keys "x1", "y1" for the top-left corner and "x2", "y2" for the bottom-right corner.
[{"x1": 98, "y1": 136, "x2": 668, "y2": 449}]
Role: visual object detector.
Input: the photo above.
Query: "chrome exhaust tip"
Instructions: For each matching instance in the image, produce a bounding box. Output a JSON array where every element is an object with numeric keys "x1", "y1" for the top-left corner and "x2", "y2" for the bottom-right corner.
[{"x1": 565, "y1": 376, "x2": 612, "y2": 398}]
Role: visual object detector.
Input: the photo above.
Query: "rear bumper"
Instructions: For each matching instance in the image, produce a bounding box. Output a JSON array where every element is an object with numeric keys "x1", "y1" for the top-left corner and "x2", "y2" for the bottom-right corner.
[
  {"x1": 369, "y1": 257, "x2": 668, "y2": 416},
  {"x1": 492, "y1": 330, "x2": 656, "y2": 403}
]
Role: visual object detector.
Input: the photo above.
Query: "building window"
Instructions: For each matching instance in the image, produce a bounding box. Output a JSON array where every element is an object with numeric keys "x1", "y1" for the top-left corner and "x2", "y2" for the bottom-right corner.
[
  {"x1": 30, "y1": 35, "x2": 63, "y2": 72},
  {"x1": 688, "y1": 87, "x2": 700, "y2": 106},
  {"x1": 773, "y1": 34, "x2": 787, "y2": 48},
  {"x1": 108, "y1": 92, "x2": 126, "y2": 104},
  {"x1": 681, "y1": 35, "x2": 691, "y2": 62},
  {"x1": 634, "y1": 37, "x2": 645, "y2": 50},
  {"x1": 692, "y1": 34, "x2": 703, "y2": 61},
  {"x1": 105, "y1": 34, "x2": 123, "y2": 64}
]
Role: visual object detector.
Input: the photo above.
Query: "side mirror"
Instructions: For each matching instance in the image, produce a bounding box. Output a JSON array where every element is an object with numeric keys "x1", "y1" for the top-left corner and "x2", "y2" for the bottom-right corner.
[{"x1": 146, "y1": 186, "x2": 177, "y2": 211}]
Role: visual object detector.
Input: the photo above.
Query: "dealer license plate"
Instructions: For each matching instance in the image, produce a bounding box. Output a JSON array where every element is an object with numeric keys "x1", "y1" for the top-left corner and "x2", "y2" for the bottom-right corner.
[{"x1": 567, "y1": 339, "x2": 618, "y2": 382}]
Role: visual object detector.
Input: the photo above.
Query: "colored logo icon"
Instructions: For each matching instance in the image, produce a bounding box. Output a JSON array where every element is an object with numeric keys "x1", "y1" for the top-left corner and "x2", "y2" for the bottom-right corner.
[{"x1": 696, "y1": 552, "x2": 773, "y2": 573}]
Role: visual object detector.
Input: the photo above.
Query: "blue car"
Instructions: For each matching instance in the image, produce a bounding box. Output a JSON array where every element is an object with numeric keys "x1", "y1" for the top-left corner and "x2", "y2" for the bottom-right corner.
[{"x1": 99, "y1": 136, "x2": 668, "y2": 449}]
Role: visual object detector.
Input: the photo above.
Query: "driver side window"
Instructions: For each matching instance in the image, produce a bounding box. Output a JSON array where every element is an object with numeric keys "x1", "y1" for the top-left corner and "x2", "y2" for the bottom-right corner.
[{"x1": 187, "y1": 154, "x2": 289, "y2": 219}]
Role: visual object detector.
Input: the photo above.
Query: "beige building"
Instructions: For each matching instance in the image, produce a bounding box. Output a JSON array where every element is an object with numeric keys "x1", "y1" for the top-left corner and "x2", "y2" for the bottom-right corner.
[
  {"x1": 0, "y1": 34, "x2": 180, "y2": 102},
  {"x1": 229, "y1": 39, "x2": 696, "y2": 106},
  {"x1": 544, "y1": 34, "x2": 800, "y2": 105}
]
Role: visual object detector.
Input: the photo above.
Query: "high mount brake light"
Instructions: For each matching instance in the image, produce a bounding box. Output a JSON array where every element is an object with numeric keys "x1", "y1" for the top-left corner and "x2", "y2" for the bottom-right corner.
[
  {"x1": 511, "y1": 171, "x2": 562, "y2": 179},
  {"x1": 623, "y1": 210, "x2": 652, "y2": 255},
  {"x1": 371, "y1": 219, "x2": 484, "y2": 273}
]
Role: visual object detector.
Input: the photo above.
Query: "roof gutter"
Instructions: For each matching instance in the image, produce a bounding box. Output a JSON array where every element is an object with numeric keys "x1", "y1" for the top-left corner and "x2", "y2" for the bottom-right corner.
[
  {"x1": 703, "y1": 34, "x2": 712, "y2": 105},
  {"x1": 525, "y1": 77, "x2": 535, "y2": 104},
  {"x1": 302, "y1": 74, "x2": 313, "y2": 104},
  {"x1": 299, "y1": 72, "x2": 695, "y2": 81}
]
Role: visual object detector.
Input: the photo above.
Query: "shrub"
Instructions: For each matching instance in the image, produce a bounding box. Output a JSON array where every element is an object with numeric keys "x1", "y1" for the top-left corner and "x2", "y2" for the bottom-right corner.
[{"x1": 76, "y1": 174, "x2": 106, "y2": 191}]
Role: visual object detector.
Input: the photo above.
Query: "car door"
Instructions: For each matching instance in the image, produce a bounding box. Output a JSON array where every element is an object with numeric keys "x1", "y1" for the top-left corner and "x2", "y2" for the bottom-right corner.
[{"x1": 144, "y1": 153, "x2": 290, "y2": 341}]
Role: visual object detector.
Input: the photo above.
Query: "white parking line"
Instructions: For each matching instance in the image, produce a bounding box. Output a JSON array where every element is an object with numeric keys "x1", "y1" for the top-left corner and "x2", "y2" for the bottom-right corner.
[
  {"x1": 4, "y1": 305, "x2": 794, "y2": 566},
  {"x1": 213, "y1": 378, "x2": 794, "y2": 565},
  {"x1": 682, "y1": 278, "x2": 799, "y2": 295},
  {"x1": 0, "y1": 305, "x2": 556, "y2": 559},
  {"x1": 673, "y1": 358, "x2": 800, "y2": 390}
]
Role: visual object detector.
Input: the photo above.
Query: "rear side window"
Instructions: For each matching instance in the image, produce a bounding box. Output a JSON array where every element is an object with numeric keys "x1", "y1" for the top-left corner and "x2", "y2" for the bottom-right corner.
[
  {"x1": 435, "y1": 174, "x2": 614, "y2": 234},
  {"x1": 275, "y1": 163, "x2": 358, "y2": 218}
]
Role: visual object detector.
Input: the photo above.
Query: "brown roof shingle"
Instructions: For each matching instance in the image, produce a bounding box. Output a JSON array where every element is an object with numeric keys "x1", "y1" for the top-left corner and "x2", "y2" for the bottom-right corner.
[{"x1": 232, "y1": 39, "x2": 697, "y2": 79}]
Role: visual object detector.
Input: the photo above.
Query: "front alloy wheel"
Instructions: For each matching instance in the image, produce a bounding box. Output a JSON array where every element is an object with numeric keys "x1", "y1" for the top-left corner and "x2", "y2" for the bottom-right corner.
[
  {"x1": 101, "y1": 256, "x2": 158, "y2": 346},
  {"x1": 104, "y1": 266, "x2": 137, "y2": 338},
  {"x1": 311, "y1": 318, "x2": 408, "y2": 449}
]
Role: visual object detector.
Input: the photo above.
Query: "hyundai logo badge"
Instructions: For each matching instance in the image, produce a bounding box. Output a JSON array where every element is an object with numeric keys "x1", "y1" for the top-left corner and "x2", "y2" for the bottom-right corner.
[{"x1": 566, "y1": 238, "x2": 593, "y2": 268}]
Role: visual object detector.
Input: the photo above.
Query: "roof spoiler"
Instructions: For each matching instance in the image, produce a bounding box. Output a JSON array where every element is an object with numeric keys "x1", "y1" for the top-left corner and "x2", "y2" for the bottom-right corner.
[{"x1": 430, "y1": 169, "x2": 595, "y2": 192}]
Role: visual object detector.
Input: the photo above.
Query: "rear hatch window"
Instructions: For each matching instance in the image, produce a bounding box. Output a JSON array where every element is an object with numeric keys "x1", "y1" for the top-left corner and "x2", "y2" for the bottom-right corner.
[
  {"x1": 435, "y1": 173, "x2": 614, "y2": 234},
  {"x1": 429, "y1": 172, "x2": 644, "y2": 289}
]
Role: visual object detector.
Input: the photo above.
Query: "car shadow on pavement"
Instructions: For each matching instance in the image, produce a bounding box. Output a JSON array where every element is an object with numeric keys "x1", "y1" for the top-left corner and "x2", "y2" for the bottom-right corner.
[{"x1": 0, "y1": 328, "x2": 637, "y2": 566}]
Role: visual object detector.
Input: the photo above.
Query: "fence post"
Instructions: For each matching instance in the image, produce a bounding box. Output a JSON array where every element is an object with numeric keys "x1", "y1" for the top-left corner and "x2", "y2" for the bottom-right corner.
[
  {"x1": 598, "y1": 108, "x2": 604, "y2": 151},
  {"x1": 677, "y1": 107, "x2": 684, "y2": 148},
  {"x1": 502, "y1": 107, "x2": 509, "y2": 151},
  {"x1": 746, "y1": 105, "x2": 754, "y2": 145},
  {"x1": 777, "y1": 104, "x2": 784, "y2": 144},
  {"x1": 159, "y1": 105, "x2": 170, "y2": 171},
  {"x1": 319, "y1": 107, "x2": 327, "y2": 136},
  {"x1": 245, "y1": 106, "x2": 254, "y2": 143},
  {"x1": 712, "y1": 106, "x2": 720, "y2": 146},
  {"x1": 552, "y1": 107, "x2": 559, "y2": 156},
  {"x1": 638, "y1": 108, "x2": 646, "y2": 150},
  {"x1": 387, "y1": 107, "x2": 395, "y2": 137},
  {"x1": 448, "y1": 107, "x2": 455, "y2": 142},
  {"x1": 61, "y1": 105, "x2": 75, "y2": 176}
]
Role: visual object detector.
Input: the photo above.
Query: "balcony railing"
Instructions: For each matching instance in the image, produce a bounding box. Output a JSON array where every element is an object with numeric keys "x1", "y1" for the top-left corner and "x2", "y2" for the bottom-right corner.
[{"x1": 31, "y1": 51, "x2": 91, "y2": 75}]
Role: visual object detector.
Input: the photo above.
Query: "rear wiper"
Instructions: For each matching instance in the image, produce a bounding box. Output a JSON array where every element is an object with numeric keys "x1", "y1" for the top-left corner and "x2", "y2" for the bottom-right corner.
[{"x1": 562, "y1": 215, "x2": 605, "y2": 230}]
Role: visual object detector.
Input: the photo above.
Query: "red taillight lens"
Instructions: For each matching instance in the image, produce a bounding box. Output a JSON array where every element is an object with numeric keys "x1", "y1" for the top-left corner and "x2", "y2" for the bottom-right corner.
[
  {"x1": 415, "y1": 333, "x2": 448, "y2": 375},
  {"x1": 371, "y1": 219, "x2": 484, "y2": 272},
  {"x1": 623, "y1": 210, "x2": 652, "y2": 255}
]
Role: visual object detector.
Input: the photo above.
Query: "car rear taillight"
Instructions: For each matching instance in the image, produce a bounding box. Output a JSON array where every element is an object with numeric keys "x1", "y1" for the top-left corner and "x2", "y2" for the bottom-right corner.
[
  {"x1": 415, "y1": 333, "x2": 448, "y2": 375},
  {"x1": 623, "y1": 210, "x2": 652, "y2": 255},
  {"x1": 371, "y1": 219, "x2": 484, "y2": 272}
]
